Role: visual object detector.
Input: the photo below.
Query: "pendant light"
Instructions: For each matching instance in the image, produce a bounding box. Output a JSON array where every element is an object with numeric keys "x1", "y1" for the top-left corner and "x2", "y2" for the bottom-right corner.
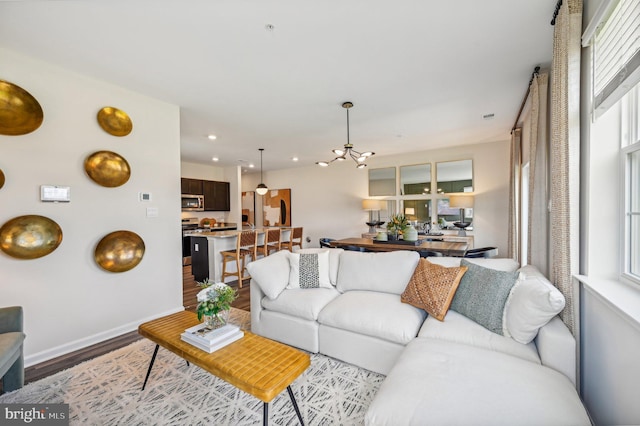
[
  {"x1": 256, "y1": 148, "x2": 268, "y2": 195},
  {"x1": 316, "y1": 101, "x2": 375, "y2": 169}
]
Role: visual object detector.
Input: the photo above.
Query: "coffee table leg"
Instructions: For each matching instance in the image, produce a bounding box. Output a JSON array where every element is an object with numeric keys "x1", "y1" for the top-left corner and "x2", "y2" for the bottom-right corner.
[
  {"x1": 141, "y1": 344, "x2": 159, "y2": 391},
  {"x1": 287, "y1": 385, "x2": 304, "y2": 425},
  {"x1": 263, "y1": 402, "x2": 268, "y2": 426}
]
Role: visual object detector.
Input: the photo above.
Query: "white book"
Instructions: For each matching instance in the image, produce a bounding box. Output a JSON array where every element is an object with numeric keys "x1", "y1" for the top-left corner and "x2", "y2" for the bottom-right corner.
[
  {"x1": 181, "y1": 330, "x2": 244, "y2": 353},
  {"x1": 184, "y1": 323, "x2": 240, "y2": 344}
]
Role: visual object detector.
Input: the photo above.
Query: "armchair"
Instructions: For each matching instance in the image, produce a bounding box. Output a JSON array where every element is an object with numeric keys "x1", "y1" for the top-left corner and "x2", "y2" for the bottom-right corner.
[{"x1": 0, "y1": 306, "x2": 25, "y2": 393}]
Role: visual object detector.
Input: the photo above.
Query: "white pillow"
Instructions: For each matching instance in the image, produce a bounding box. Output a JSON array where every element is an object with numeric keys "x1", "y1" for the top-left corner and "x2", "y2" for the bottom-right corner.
[
  {"x1": 287, "y1": 251, "x2": 332, "y2": 289},
  {"x1": 504, "y1": 275, "x2": 566, "y2": 344},
  {"x1": 245, "y1": 250, "x2": 290, "y2": 300},
  {"x1": 294, "y1": 248, "x2": 343, "y2": 285}
]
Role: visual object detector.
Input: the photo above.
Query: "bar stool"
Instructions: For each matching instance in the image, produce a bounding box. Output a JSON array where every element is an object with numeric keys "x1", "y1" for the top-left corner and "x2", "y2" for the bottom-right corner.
[
  {"x1": 262, "y1": 228, "x2": 282, "y2": 257},
  {"x1": 220, "y1": 230, "x2": 257, "y2": 288},
  {"x1": 286, "y1": 227, "x2": 303, "y2": 251}
]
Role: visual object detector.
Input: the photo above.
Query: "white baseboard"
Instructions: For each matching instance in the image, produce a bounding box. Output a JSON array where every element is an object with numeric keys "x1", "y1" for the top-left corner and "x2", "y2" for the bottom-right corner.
[{"x1": 24, "y1": 306, "x2": 185, "y2": 367}]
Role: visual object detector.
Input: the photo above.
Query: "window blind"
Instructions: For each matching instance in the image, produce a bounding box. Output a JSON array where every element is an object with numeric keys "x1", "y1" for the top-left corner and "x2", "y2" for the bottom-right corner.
[{"x1": 584, "y1": 0, "x2": 640, "y2": 116}]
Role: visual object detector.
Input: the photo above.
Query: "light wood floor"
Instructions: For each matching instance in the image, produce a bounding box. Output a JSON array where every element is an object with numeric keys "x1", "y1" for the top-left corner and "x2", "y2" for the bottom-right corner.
[{"x1": 19, "y1": 259, "x2": 251, "y2": 387}]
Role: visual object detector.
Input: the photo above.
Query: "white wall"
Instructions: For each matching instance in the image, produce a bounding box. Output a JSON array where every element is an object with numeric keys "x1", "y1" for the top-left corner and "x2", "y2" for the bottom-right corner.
[
  {"x1": 243, "y1": 140, "x2": 510, "y2": 253},
  {"x1": 0, "y1": 48, "x2": 183, "y2": 365}
]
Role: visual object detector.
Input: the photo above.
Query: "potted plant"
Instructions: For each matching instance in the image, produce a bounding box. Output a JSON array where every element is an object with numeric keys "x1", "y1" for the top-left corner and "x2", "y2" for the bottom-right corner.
[
  {"x1": 195, "y1": 279, "x2": 238, "y2": 329},
  {"x1": 386, "y1": 214, "x2": 408, "y2": 240}
]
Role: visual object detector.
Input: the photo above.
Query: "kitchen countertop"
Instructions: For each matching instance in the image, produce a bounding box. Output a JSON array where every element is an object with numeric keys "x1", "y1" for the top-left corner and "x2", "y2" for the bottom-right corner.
[{"x1": 184, "y1": 227, "x2": 290, "y2": 238}]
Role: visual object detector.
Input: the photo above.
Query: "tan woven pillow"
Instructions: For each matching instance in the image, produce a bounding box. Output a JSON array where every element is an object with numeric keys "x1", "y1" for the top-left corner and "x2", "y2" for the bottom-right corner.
[{"x1": 401, "y1": 259, "x2": 468, "y2": 321}]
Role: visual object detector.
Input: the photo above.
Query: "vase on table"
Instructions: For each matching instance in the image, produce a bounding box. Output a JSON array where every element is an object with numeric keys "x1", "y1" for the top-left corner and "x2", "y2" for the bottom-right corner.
[
  {"x1": 403, "y1": 224, "x2": 418, "y2": 242},
  {"x1": 203, "y1": 309, "x2": 230, "y2": 329}
]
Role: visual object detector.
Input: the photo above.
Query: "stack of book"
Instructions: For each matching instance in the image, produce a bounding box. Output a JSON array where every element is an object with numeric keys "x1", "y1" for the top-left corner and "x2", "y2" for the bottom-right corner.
[{"x1": 181, "y1": 323, "x2": 244, "y2": 353}]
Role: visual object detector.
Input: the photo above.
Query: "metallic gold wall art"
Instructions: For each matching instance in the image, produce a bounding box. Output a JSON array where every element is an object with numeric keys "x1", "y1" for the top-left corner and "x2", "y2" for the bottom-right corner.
[
  {"x1": 0, "y1": 215, "x2": 63, "y2": 259},
  {"x1": 0, "y1": 80, "x2": 44, "y2": 136},
  {"x1": 0, "y1": 169, "x2": 4, "y2": 189},
  {"x1": 84, "y1": 150, "x2": 131, "y2": 187},
  {"x1": 97, "y1": 106, "x2": 132, "y2": 136},
  {"x1": 94, "y1": 230, "x2": 145, "y2": 272}
]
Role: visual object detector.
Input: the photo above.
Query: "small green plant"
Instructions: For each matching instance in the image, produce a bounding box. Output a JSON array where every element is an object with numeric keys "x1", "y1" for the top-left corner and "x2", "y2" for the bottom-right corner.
[{"x1": 195, "y1": 279, "x2": 238, "y2": 321}]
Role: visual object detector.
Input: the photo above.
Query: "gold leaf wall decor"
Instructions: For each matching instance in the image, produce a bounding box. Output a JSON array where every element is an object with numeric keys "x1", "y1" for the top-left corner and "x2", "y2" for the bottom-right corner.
[
  {"x1": 84, "y1": 150, "x2": 131, "y2": 187},
  {"x1": 97, "y1": 106, "x2": 132, "y2": 136},
  {"x1": 0, "y1": 215, "x2": 63, "y2": 259},
  {"x1": 0, "y1": 80, "x2": 44, "y2": 136},
  {"x1": 94, "y1": 230, "x2": 145, "y2": 272}
]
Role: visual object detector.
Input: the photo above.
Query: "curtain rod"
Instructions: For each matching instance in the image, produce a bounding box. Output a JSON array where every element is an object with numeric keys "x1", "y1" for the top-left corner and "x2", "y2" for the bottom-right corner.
[
  {"x1": 551, "y1": 0, "x2": 563, "y2": 25},
  {"x1": 510, "y1": 66, "x2": 541, "y2": 134}
]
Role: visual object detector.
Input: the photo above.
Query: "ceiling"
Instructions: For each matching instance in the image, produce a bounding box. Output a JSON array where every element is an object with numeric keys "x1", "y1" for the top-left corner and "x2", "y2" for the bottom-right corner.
[{"x1": 0, "y1": 0, "x2": 555, "y2": 173}]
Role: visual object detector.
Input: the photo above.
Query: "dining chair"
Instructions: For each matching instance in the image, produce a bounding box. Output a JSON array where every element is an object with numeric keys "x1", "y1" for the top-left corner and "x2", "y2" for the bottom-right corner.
[
  {"x1": 418, "y1": 250, "x2": 444, "y2": 258},
  {"x1": 286, "y1": 227, "x2": 303, "y2": 251},
  {"x1": 262, "y1": 228, "x2": 282, "y2": 257},
  {"x1": 463, "y1": 247, "x2": 498, "y2": 258},
  {"x1": 220, "y1": 230, "x2": 258, "y2": 288},
  {"x1": 319, "y1": 238, "x2": 335, "y2": 248}
]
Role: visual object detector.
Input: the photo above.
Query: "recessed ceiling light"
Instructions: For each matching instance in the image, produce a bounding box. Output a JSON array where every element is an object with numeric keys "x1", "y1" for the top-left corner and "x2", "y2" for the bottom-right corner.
[
  {"x1": 208, "y1": 134, "x2": 217, "y2": 140},
  {"x1": 292, "y1": 157, "x2": 299, "y2": 162},
  {"x1": 249, "y1": 164, "x2": 255, "y2": 168},
  {"x1": 212, "y1": 157, "x2": 219, "y2": 162},
  {"x1": 265, "y1": 24, "x2": 275, "y2": 31}
]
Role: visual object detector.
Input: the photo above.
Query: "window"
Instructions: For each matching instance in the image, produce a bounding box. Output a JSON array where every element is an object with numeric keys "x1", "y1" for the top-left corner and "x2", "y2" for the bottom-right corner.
[{"x1": 622, "y1": 85, "x2": 640, "y2": 282}]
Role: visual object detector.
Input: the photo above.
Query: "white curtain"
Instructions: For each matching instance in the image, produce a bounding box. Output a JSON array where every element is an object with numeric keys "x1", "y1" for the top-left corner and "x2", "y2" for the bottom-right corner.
[
  {"x1": 527, "y1": 73, "x2": 549, "y2": 275},
  {"x1": 549, "y1": 0, "x2": 582, "y2": 336}
]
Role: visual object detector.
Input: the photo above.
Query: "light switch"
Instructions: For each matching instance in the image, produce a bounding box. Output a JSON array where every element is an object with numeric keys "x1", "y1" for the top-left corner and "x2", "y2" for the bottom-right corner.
[{"x1": 146, "y1": 207, "x2": 159, "y2": 217}]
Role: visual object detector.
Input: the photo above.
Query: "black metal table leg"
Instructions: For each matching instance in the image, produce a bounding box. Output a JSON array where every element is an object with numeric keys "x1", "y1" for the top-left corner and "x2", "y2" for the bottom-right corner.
[
  {"x1": 287, "y1": 385, "x2": 304, "y2": 425},
  {"x1": 141, "y1": 344, "x2": 159, "y2": 390},
  {"x1": 263, "y1": 402, "x2": 268, "y2": 426}
]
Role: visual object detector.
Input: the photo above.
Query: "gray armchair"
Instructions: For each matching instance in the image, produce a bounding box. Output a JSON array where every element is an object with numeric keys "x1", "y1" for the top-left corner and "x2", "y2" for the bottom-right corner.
[{"x1": 0, "y1": 306, "x2": 25, "y2": 393}]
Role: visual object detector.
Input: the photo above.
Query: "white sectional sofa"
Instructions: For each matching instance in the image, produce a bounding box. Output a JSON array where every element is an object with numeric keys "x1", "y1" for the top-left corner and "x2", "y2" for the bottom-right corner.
[{"x1": 247, "y1": 248, "x2": 591, "y2": 425}]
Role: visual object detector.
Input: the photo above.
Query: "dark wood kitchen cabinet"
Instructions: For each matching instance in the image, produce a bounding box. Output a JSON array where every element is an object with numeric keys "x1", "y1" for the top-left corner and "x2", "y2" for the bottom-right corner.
[
  {"x1": 181, "y1": 178, "x2": 203, "y2": 195},
  {"x1": 203, "y1": 180, "x2": 230, "y2": 211},
  {"x1": 181, "y1": 177, "x2": 230, "y2": 211}
]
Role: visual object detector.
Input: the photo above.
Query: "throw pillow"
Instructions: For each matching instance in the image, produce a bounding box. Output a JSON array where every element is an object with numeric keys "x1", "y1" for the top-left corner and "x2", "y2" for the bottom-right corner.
[
  {"x1": 295, "y1": 248, "x2": 343, "y2": 285},
  {"x1": 504, "y1": 275, "x2": 566, "y2": 344},
  {"x1": 401, "y1": 259, "x2": 468, "y2": 321},
  {"x1": 245, "y1": 250, "x2": 291, "y2": 300},
  {"x1": 287, "y1": 251, "x2": 332, "y2": 289},
  {"x1": 450, "y1": 259, "x2": 519, "y2": 335}
]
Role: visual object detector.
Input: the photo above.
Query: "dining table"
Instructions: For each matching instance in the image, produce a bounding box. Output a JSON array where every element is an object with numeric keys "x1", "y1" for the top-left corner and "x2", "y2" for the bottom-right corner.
[{"x1": 330, "y1": 237, "x2": 468, "y2": 257}]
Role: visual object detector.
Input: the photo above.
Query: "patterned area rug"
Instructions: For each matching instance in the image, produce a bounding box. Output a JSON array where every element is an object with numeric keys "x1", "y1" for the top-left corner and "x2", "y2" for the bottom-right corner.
[{"x1": 0, "y1": 309, "x2": 385, "y2": 425}]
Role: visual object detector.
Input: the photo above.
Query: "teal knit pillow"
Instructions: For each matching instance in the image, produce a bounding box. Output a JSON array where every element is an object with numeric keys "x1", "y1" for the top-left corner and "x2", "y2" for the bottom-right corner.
[{"x1": 450, "y1": 259, "x2": 519, "y2": 335}]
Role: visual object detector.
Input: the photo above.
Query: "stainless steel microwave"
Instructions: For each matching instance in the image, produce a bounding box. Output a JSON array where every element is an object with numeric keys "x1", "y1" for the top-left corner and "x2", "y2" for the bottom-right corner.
[{"x1": 181, "y1": 194, "x2": 204, "y2": 211}]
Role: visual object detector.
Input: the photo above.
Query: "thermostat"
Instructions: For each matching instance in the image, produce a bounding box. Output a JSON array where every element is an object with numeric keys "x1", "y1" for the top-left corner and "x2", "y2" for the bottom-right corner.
[
  {"x1": 139, "y1": 192, "x2": 152, "y2": 201},
  {"x1": 40, "y1": 185, "x2": 70, "y2": 202}
]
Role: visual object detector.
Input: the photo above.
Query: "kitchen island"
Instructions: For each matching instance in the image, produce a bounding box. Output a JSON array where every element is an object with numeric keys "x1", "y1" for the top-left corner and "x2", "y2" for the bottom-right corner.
[{"x1": 186, "y1": 228, "x2": 291, "y2": 283}]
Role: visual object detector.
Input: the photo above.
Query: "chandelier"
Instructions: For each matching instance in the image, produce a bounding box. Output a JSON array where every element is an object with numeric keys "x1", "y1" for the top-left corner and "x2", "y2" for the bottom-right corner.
[{"x1": 316, "y1": 102, "x2": 374, "y2": 169}]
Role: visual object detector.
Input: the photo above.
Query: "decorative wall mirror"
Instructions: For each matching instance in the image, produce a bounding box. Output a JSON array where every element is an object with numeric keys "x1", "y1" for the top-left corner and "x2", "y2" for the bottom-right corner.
[
  {"x1": 400, "y1": 163, "x2": 431, "y2": 195},
  {"x1": 369, "y1": 167, "x2": 396, "y2": 196},
  {"x1": 435, "y1": 160, "x2": 473, "y2": 194},
  {"x1": 401, "y1": 199, "x2": 433, "y2": 229}
]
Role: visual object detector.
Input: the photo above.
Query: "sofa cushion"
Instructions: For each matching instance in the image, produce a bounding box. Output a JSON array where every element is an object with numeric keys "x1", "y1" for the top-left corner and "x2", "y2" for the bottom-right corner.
[
  {"x1": 336, "y1": 251, "x2": 420, "y2": 295},
  {"x1": 261, "y1": 287, "x2": 341, "y2": 321},
  {"x1": 318, "y1": 291, "x2": 426, "y2": 345},
  {"x1": 295, "y1": 248, "x2": 344, "y2": 285},
  {"x1": 450, "y1": 259, "x2": 519, "y2": 335},
  {"x1": 505, "y1": 274, "x2": 566, "y2": 344},
  {"x1": 287, "y1": 251, "x2": 332, "y2": 289},
  {"x1": 400, "y1": 259, "x2": 468, "y2": 321},
  {"x1": 426, "y1": 256, "x2": 520, "y2": 272},
  {"x1": 365, "y1": 337, "x2": 591, "y2": 426},
  {"x1": 246, "y1": 249, "x2": 290, "y2": 300},
  {"x1": 418, "y1": 310, "x2": 540, "y2": 364},
  {"x1": 0, "y1": 332, "x2": 24, "y2": 376}
]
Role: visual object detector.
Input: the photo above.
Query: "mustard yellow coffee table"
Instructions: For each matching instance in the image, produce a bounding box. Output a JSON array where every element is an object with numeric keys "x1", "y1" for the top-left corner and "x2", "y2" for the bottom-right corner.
[{"x1": 138, "y1": 311, "x2": 310, "y2": 425}]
